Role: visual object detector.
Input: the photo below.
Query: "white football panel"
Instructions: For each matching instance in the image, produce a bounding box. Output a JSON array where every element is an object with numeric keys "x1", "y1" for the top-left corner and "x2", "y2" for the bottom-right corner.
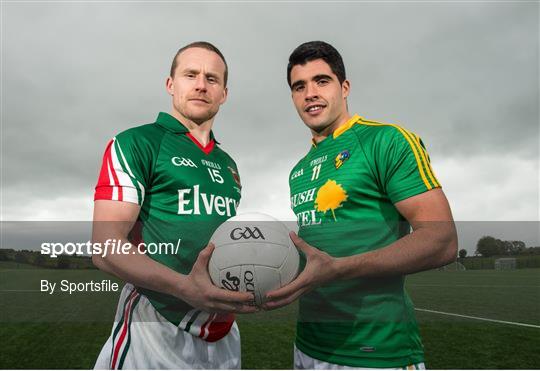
[
  {"x1": 253, "y1": 265, "x2": 281, "y2": 305},
  {"x1": 210, "y1": 243, "x2": 289, "y2": 269}
]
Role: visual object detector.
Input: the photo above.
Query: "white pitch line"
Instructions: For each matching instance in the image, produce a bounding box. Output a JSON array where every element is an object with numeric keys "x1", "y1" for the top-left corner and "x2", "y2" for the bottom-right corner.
[{"x1": 415, "y1": 308, "x2": 540, "y2": 329}]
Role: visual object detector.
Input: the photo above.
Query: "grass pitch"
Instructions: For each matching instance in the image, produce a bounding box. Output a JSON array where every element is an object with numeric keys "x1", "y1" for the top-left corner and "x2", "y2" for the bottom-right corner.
[{"x1": 0, "y1": 263, "x2": 538, "y2": 369}]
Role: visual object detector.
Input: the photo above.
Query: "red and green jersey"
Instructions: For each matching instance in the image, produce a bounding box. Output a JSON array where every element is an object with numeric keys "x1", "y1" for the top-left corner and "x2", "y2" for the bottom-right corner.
[
  {"x1": 289, "y1": 114, "x2": 441, "y2": 367},
  {"x1": 94, "y1": 112, "x2": 242, "y2": 342}
]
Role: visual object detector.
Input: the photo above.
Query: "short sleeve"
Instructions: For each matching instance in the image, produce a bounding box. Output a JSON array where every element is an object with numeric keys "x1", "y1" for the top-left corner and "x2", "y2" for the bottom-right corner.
[
  {"x1": 94, "y1": 134, "x2": 150, "y2": 205},
  {"x1": 378, "y1": 128, "x2": 441, "y2": 204}
]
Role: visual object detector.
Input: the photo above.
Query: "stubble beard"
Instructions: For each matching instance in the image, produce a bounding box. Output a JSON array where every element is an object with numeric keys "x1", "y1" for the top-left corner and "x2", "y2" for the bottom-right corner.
[
  {"x1": 178, "y1": 103, "x2": 219, "y2": 126},
  {"x1": 305, "y1": 112, "x2": 337, "y2": 136},
  {"x1": 189, "y1": 109, "x2": 218, "y2": 126}
]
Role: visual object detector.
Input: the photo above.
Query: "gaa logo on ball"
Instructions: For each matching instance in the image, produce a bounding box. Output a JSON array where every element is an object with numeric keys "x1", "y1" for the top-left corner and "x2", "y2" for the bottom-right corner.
[
  {"x1": 209, "y1": 213, "x2": 300, "y2": 306},
  {"x1": 229, "y1": 227, "x2": 265, "y2": 240}
]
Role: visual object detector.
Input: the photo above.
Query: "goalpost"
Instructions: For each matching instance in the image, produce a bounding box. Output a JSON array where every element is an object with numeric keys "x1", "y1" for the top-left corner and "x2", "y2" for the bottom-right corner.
[{"x1": 494, "y1": 258, "x2": 517, "y2": 270}]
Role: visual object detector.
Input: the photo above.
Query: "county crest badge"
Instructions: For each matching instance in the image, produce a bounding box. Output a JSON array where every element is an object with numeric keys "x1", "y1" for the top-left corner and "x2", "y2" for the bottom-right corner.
[
  {"x1": 228, "y1": 166, "x2": 242, "y2": 187},
  {"x1": 335, "y1": 150, "x2": 350, "y2": 169}
]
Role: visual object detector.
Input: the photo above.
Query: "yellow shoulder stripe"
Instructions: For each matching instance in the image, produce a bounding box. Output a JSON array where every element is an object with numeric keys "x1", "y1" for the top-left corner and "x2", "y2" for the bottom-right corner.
[
  {"x1": 333, "y1": 114, "x2": 361, "y2": 138},
  {"x1": 410, "y1": 132, "x2": 440, "y2": 188},
  {"x1": 359, "y1": 118, "x2": 440, "y2": 190}
]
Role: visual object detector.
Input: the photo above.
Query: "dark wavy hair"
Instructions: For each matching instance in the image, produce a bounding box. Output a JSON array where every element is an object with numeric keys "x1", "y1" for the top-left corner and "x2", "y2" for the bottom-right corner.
[{"x1": 287, "y1": 41, "x2": 346, "y2": 88}]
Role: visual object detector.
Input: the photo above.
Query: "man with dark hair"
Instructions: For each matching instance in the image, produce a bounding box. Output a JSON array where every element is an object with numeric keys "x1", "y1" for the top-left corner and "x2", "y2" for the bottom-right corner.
[
  {"x1": 92, "y1": 41, "x2": 255, "y2": 369},
  {"x1": 286, "y1": 41, "x2": 346, "y2": 87},
  {"x1": 265, "y1": 41, "x2": 458, "y2": 369}
]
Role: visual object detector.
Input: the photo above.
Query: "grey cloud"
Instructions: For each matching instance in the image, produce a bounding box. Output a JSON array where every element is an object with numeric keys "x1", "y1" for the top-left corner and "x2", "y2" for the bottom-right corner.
[{"x1": 2, "y1": 2, "x2": 538, "y2": 221}]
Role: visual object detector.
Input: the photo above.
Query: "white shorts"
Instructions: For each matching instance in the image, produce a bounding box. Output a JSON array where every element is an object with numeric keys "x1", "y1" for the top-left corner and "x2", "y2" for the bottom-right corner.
[
  {"x1": 94, "y1": 284, "x2": 241, "y2": 370},
  {"x1": 294, "y1": 345, "x2": 426, "y2": 370}
]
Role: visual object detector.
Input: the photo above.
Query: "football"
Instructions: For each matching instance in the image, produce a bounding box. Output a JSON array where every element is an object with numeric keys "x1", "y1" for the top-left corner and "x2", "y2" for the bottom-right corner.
[{"x1": 208, "y1": 212, "x2": 300, "y2": 306}]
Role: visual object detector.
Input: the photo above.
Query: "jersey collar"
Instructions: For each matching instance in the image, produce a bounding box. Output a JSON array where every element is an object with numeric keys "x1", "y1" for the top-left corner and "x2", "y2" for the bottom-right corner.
[
  {"x1": 333, "y1": 114, "x2": 361, "y2": 139},
  {"x1": 155, "y1": 112, "x2": 219, "y2": 143},
  {"x1": 310, "y1": 114, "x2": 361, "y2": 148}
]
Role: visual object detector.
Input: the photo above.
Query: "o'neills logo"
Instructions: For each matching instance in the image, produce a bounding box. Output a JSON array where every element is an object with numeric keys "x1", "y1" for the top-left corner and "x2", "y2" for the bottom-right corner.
[
  {"x1": 243, "y1": 270, "x2": 256, "y2": 306},
  {"x1": 177, "y1": 185, "x2": 238, "y2": 216},
  {"x1": 222, "y1": 271, "x2": 240, "y2": 291},
  {"x1": 230, "y1": 227, "x2": 265, "y2": 240}
]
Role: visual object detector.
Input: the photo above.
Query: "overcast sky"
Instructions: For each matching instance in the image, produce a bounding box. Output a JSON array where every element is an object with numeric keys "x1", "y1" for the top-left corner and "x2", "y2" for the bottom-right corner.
[{"x1": 2, "y1": 2, "x2": 539, "y2": 252}]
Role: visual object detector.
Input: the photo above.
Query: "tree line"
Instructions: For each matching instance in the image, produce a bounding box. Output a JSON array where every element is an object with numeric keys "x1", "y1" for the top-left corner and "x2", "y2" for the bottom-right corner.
[
  {"x1": 462, "y1": 236, "x2": 540, "y2": 258},
  {"x1": 0, "y1": 249, "x2": 95, "y2": 269}
]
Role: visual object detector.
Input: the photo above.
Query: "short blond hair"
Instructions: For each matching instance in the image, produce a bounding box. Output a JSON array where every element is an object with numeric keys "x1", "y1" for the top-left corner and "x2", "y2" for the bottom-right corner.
[{"x1": 170, "y1": 41, "x2": 228, "y2": 86}]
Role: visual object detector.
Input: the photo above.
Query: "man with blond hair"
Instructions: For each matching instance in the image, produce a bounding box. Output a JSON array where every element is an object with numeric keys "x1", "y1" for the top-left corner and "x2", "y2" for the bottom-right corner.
[{"x1": 92, "y1": 41, "x2": 255, "y2": 369}]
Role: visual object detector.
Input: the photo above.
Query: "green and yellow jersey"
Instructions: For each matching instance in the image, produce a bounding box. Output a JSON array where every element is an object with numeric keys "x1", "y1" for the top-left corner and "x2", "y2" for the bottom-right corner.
[{"x1": 289, "y1": 114, "x2": 440, "y2": 367}]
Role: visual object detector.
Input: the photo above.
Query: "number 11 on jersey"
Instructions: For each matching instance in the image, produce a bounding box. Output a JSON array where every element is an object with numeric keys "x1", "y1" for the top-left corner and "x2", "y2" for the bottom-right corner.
[{"x1": 311, "y1": 164, "x2": 321, "y2": 181}]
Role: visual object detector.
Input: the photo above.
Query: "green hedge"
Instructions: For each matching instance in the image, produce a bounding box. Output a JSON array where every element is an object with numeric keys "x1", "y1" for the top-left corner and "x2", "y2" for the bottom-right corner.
[{"x1": 460, "y1": 255, "x2": 540, "y2": 270}]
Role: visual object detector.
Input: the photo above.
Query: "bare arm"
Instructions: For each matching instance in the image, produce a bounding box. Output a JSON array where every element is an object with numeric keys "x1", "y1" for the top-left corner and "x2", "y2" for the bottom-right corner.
[
  {"x1": 92, "y1": 200, "x2": 256, "y2": 313},
  {"x1": 264, "y1": 188, "x2": 458, "y2": 309},
  {"x1": 334, "y1": 188, "x2": 457, "y2": 279},
  {"x1": 92, "y1": 200, "x2": 182, "y2": 297}
]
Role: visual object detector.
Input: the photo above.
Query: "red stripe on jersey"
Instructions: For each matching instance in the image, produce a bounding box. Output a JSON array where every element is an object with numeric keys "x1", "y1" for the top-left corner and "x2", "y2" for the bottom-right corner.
[
  {"x1": 94, "y1": 139, "x2": 127, "y2": 201},
  {"x1": 111, "y1": 290, "x2": 138, "y2": 369},
  {"x1": 106, "y1": 143, "x2": 123, "y2": 201},
  {"x1": 94, "y1": 140, "x2": 114, "y2": 200},
  {"x1": 204, "y1": 313, "x2": 235, "y2": 342},
  {"x1": 186, "y1": 132, "x2": 215, "y2": 155}
]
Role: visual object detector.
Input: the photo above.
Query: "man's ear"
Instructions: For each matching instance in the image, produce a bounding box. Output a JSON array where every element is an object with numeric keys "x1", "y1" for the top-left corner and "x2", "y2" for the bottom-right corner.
[
  {"x1": 220, "y1": 86, "x2": 228, "y2": 105},
  {"x1": 342, "y1": 79, "x2": 350, "y2": 99},
  {"x1": 165, "y1": 76, "x2": 174, "y2": 96}
]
